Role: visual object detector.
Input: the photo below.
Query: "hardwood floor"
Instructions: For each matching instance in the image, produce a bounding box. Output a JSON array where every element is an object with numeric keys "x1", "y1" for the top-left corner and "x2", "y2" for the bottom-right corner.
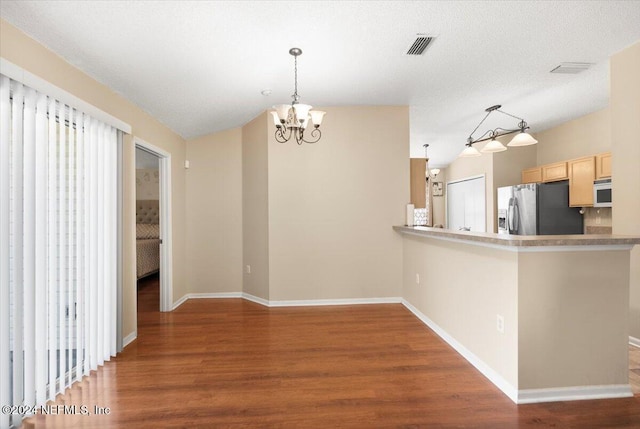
[{"x1": 23, "y1": 277, "x2": 640, "y2": 428}]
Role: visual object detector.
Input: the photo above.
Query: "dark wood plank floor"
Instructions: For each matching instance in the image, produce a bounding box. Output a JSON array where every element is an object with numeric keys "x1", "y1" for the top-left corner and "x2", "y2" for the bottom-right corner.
[{"x1": 23, "y1": 274, "x2": 640, "y2": 428}]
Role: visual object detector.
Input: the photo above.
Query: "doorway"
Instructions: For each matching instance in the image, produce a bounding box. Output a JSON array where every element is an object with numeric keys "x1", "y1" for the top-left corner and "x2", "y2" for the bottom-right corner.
[
  {"x1": 446, "y1": 175, "x2": 486, "y2": 232},
  {"x1": 134, "y1": 138, "x2": 173, "y2": 313}
]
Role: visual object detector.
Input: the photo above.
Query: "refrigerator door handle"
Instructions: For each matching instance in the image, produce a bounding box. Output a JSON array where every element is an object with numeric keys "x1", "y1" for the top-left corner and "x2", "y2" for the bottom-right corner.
[
  {"x1": 512, "y1": 198, "x2": 520, "y2": 233},
  {"x1": 507, "y1": 197, "x2": 514, "y2": 233}
]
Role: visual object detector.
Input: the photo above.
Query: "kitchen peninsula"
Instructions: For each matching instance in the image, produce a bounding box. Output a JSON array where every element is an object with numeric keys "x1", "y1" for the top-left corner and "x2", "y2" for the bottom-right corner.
[{"x1": 394, "y1": 225, "x2": 640, "y2": 404}]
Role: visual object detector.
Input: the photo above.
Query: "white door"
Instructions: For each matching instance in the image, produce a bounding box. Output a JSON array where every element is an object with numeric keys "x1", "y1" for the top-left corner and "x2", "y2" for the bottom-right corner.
[{"x1": 446, "y1": 176, "x2": 486, "y2": 232}]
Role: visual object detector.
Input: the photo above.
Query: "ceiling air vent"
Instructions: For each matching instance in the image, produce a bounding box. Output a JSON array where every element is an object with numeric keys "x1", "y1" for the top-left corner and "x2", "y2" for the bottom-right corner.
[
  {"x1": 550, "y1": 62, "x2": 594, "y2": 74},
  {"x1": 406, "y1": 36, "x2": 436, "y2": 56}
]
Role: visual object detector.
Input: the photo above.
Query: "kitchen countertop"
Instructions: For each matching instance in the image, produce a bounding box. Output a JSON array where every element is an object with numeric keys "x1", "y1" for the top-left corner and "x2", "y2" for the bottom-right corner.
[{"x1": 393, "y1": 225, "x2": 640, "y2": 248}]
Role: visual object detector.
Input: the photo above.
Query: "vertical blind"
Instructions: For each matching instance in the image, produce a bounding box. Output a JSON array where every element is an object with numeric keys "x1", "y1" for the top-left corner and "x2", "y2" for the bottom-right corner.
[{"x1": 0, "y1": 74, "x2": 118, "y2": 428}]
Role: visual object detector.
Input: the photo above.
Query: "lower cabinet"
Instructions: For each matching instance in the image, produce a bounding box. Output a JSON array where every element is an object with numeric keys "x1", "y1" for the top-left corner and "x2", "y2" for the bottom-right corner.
[{"x1": 568, "y1": 156, "x2": 595, "y2": 207}]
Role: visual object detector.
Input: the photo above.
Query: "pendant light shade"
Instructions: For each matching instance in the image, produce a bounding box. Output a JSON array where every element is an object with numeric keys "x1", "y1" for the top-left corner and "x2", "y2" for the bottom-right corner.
[
  {"x1": 273, "y1": 104, "x2": 291, "y2": 122},
  {"x1": 459, "y1": 145, "x2": 482, "y2": 158},
  {"x1": 481, "y1": 139, "x2": 507, "y2": 153},
  {"x1": 310, "y1": 110, "x2": 326, "y2": 127},
  {"x1": 507, "y1": 131, "x2": 538, "y2": 147},
  {"x1": 270, "y1": 111, "x2": 282, "y2": 127},
  {"x1": 292, "y1": 103, "x2": 312, "y2": 126}
]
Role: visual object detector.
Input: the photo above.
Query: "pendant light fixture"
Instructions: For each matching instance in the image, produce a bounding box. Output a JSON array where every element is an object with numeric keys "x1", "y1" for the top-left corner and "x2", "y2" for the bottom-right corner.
[
  {"x1": 459, "y1": 105, "x2": 537, "y2": 158},
  {"x1": 423, "y1": 144, "x2": 441, "y2": 177},
  {"x1": 271, "y1": 48, "x2": 326, "y2": 145}
]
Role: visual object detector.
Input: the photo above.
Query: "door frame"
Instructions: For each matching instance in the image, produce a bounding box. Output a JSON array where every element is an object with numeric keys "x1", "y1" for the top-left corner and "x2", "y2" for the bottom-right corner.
[{"x1": 133, "y1": 137, "x2": 173, "y2": 312}]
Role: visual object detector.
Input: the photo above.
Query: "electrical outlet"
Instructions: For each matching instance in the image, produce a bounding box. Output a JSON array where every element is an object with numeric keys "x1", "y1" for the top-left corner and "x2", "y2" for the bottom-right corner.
[
  {"x1": 416, "y1": 273, "x2": 420, "y2": 284},
  {"x1": 245, "y1": 265, "x2": 251, "y2": 274},
  {"x1": 496, "y1": 314, "x2": 504, "y2": 334}
]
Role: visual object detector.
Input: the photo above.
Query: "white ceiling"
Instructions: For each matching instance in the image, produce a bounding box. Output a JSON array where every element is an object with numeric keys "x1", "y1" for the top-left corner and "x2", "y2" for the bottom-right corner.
[{"x1": 2, "y1": 1, "x2": 640, "y2": 167}]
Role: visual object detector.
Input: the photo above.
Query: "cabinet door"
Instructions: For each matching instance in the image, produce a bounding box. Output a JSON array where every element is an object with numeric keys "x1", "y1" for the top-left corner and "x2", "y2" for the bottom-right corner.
[
  {"x1": 410, "y1": 158, "x2": 426, "y2": 208},
  {"x1": 542, "y1": 161, "x2": 568, "y2": 182},
  {"x1": 596, "y1": 152, "x2": 612, "y2": 179},
  {"x1": 522, "y1": 167, "x2": 542, "y2": 184},
  {"x1": 569, "y1": 156, "x2": 595, "y2": 207}
]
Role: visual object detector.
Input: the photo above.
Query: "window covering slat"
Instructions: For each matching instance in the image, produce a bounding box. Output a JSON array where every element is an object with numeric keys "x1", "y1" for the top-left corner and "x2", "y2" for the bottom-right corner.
[
  {"x1": 23, "y1": 88, "x2": 37, "y2": 408},
  {"x1": 58, "y1": 96, "x2": 67, "y2": 394},
  {"x1": 1, "y1": 73, "x2": 12, "y2": 429},
  {"x1": 47, "y1": 97, "x2": 58, "y2": 402},
  {"x1": 11, "y1": 82, "x2": 25, "y2": 412},
  {"x1": 35, "y1": 93, "x2": 48, "y2": 405}
]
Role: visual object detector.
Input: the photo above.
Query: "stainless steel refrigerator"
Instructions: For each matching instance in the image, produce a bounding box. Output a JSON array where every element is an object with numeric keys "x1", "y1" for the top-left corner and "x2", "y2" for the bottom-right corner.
[{"x1": 497, "y1": 181, "x2": 583, "y2": 235}]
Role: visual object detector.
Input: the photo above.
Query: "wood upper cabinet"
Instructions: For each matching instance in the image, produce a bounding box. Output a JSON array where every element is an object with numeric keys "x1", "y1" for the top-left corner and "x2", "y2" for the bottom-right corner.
[
  {"x1": 568, "y1": 156, "x2": 595, "y2": 207},
  {"x1": 595, "y1": 152, "x2": 612, "y2": 179},
  {"x1": 541, "y1": 161, "x2": 568, "y2": 182},
  {"x1": 522, "y1": 167, "x2": 542, "y2": 184},
  {"x1": 410, "y1": 158, "x2": 426, "y2": 209}
]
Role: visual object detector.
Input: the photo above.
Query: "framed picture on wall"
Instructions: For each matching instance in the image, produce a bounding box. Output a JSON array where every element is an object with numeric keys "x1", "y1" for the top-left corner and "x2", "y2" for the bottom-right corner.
[{"x1": 433, "y1": 181, "x2": 444, "y2": 196}]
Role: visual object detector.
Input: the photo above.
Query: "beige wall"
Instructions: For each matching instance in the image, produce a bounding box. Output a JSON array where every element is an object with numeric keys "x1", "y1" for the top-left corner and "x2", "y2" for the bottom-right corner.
[
  {"x1": 266, "y1": 106, "x2": 409, "y2": 301},
  {"x1": 242, "y1": 112, "x2": 270, "y2": 300},
  {"x1": 402, "y1": 235, "x2": 519, "y2": 389},
  {"x1": 185, "y1": 128, "x2": 243, "y2": 294},
  {"x1": 0, "y1": 19, "x2": 187, "y2": 340},
  {"x1": 518, "y1": 250, "x2": 629, "y2": 389},
  {"x1": 611, "y1": 41, "x2": 640, "y2": 340},
  {"x1": 535, "y1": 108, "x2": 611, "y2": 165}
]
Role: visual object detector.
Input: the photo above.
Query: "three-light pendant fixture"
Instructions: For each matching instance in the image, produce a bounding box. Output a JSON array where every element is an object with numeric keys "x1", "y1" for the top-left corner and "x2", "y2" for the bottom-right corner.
[{"x1": 459, "y1": 105, "x2": 538, "y2": 158}]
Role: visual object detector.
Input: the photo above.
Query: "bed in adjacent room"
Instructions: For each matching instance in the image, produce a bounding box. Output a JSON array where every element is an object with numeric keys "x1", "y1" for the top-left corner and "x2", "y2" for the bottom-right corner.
[{"x1": 136, "y1": 200, "x2": 160, "y2": 279}]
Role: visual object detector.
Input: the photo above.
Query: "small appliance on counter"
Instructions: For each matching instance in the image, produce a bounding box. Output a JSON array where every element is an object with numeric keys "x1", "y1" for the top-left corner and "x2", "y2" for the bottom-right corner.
[
  {"x1": 497, "y1": 181, "x2": 583, "y2": 235},
  {"x1": 593, "y1": 179, "x2": 612, "y2": 207}
]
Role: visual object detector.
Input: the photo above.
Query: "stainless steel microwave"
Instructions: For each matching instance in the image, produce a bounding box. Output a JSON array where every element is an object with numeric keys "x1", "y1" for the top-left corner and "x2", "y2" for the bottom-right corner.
[{"x1": 593, "y1": 179, "x2": 612, "y2": 207}]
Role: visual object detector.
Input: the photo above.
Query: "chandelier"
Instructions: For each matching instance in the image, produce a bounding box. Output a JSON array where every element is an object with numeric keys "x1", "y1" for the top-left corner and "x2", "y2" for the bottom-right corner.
[
  {"x1": 459, "y1": 105, "x2": 537, "y2": 157},
  {"x1": 271, "y1": 48, "x2": 326, "y2": 145}
]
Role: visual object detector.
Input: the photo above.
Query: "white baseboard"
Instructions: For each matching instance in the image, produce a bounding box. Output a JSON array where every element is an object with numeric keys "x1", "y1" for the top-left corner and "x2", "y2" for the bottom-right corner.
[
  {"x1": 241, "y1": 292, "x2": 270, "y2": 307},
  {"x1": 517, "y1": 384, "x2": 633, "y2": 404},
  {"x1": 172, "y1": 292, "x2": 402, "y2": 309},
  {"x1": 189, "y1": 292, "x2": 243, "y2": 299},
  {"x1": 237, "y1": 293, "x2": 401, "y2": 308},
  {"x1": 171, "y1": 294, "x2": 189, "y2": 310},
  {"x1": 268, "y1": 296, "x2": 402, "y2": 307},
  {"x1": 172, "y1": 292, "x2": 243, "y2": 310},
  {"x1": 122, "y1": 331, "x2": 137, "y2": 348},
  {"x1": 401, "y1": 299, "x2": 519, "y2": 403},
  {"x1": 630, "y1": 336, "x2": 640, "y2": 348}
]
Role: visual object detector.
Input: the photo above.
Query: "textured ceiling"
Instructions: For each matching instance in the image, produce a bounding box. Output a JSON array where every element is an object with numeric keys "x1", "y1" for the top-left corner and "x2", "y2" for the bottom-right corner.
[{"x1": 2, "y1": 1, "x2": 640, "y2": 166}]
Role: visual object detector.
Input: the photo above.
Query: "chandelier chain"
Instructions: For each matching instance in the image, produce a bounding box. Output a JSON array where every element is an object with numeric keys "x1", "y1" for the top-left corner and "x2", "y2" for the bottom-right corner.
[{"x1": 293, "y1": 54, "x2": 298, "y2": 101}]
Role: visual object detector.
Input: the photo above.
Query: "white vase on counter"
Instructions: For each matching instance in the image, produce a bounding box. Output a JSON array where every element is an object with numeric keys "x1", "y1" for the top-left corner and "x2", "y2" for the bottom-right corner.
[{"x1": 406, "y1": 203, "x2": 415, "y2": 227}]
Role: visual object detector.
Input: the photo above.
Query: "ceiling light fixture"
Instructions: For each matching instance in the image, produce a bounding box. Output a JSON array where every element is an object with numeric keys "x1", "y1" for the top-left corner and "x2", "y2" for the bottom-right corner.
[
  {"x1": 423, "y1": 144, "x2": 440, "y2": 178},
  {"x1": 271, "y1": 48, "x2": 326, "y2": 145},
  {"x1": 459, "y1": 105, "x2": 537, "y2": 158}
]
